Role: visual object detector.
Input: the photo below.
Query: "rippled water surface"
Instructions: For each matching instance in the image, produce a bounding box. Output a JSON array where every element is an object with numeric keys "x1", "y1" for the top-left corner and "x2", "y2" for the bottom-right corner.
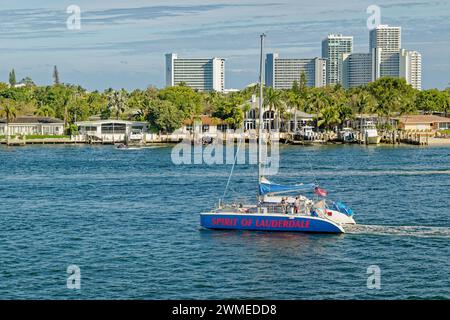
[{"x1": 0, "y1": 144, "x2": 449, "y2": 299}]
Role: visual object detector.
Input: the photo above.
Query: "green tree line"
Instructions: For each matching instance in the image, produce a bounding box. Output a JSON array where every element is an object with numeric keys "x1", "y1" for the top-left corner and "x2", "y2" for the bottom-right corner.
[{"x1": 0, "y1": 77, "x2": 449, "y2": 134}]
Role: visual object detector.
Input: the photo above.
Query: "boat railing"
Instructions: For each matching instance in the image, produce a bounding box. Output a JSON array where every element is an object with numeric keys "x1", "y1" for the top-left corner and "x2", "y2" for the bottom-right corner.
[{"x1": 215, "y1": 203, "x2": 319, "y2": 217}]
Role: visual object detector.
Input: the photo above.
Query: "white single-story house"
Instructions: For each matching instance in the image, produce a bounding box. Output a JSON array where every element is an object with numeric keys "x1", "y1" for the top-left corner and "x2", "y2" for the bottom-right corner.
[
  {"x1": 75, "y1": 120, "x2": 148, "y2": 143},
  {"x1": 0, "y1": 116, "x2": 64, "y2": 136},
  {"x1": 397, "y1": 115, "x2": 450, "y2": 131}
]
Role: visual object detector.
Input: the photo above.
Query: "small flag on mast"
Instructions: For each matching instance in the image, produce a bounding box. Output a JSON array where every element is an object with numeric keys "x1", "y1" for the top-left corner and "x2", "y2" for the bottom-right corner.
[{"x1": 314, "y1": 187, "x2": 328, "y2": 197}]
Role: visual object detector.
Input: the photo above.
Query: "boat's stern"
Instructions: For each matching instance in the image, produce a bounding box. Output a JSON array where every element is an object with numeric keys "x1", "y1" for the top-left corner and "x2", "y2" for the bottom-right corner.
[{"x1": 325, "y1": 209, "x2": 356, "y2": 225}]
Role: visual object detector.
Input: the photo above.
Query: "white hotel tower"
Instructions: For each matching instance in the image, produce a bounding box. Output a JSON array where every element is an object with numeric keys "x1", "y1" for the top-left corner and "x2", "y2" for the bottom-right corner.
[
  {"x1": 370, "y1": 25, "x2": 422, "y2": 90},
  {"x1": 340, "y1": 25, "x2": 422, "y2": 90},
  {"x1": 400, "y1": 49, "x2": 422, "y2": 90},
  {"x1": 322, "y1": 34, "x2": 353, "y2": 85},
  {"x1": 265, "y1": 53, "x2": 327, "y2": 89},
  {"x1": 370, "y1": 25, "x2": 402, "y2": 79},
  {"x1": 165, "y1": 53, "x2": 225, "y2": 92}
]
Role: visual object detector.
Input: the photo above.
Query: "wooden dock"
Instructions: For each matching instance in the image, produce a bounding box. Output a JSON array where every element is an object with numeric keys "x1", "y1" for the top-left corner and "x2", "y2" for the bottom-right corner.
[
  {"x1": 0, "y1": 137, "x2": 74, "y2": 145},
  {"x1": 0, "y1": 131, "x2": 442, "y2": 147}
]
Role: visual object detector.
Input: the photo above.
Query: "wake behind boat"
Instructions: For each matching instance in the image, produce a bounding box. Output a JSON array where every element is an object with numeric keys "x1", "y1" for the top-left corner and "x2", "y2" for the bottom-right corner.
[
  {"x1": 115, "y1": 143, "x2": 165, "y2": 150},
  {"x1": 200, "y1": 34, "x2": 356, "y2": 234}
]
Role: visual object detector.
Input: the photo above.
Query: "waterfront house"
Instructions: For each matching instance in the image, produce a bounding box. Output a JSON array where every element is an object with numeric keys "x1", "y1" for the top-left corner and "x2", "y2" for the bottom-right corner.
[
  {"x1": 396, "y1": 115, "x2": 450, "y2": 131},
  {"x1": 181, "y1": 115, "x2": 226, "y2": 135},
  {"x1": 287, "y1": 111, "x2": 315, "y2": 132},
  {"x1": 75, "y1": 120, "x2": 148, "y2": 143},
  {"x1": 244, "y1": 95, "x2": 314, "y2": 132},
  {"x1": 0, "y1": 116, "x2": 64, "y2": 136}
]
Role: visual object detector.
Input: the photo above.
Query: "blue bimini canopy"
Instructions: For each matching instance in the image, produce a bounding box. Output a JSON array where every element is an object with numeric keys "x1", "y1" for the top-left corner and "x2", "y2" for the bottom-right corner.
[{"x1": 259, "y1": 177, "x2": 316, "y2": 195}]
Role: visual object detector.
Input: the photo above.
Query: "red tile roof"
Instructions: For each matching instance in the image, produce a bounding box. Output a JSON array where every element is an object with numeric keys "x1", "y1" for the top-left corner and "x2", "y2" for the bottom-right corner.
[
  {"x1": 183, "y1": 115, "x2": 224, "y2": 126},
  {"x1": 397, "y1": 115, "x2": 450, "y2": 124}
]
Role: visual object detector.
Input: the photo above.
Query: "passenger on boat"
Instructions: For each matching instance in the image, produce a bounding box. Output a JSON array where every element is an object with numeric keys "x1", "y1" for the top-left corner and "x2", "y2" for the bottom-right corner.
[
  {"x1": 281, "y1": 197, "x2": 288, "y2": 214},
  {"x1": 294, "y1": 197, "x2": 300, "y2": 213}
]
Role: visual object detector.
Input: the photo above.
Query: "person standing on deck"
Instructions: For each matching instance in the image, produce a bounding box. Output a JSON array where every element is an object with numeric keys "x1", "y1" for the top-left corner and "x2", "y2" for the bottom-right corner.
[
  {"x1": 294, "y1": 197, "x2": 300, "y2": 214},
  {"x1": 281, "y1": 197, "x2": 287, "y2": 214}
]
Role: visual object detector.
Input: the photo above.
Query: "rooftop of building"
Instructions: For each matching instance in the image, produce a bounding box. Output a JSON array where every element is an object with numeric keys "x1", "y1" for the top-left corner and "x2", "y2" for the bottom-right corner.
[
  {"x1": 0, "y1": 116, "x2": 64, "y2": 124},
  {"x1": 183, "y1": 115, "x2": 225, "y2": 126},
  {"x1": 373, "y1": 25, "x2": 401, "y2": 29},
  {"x1": 75, "y1": 119, "x2": 148, "y2": 126},
  {"x1": 396, "y1": 114, "x2": 450, "y2": 124},
  {"x1": 326, "y1": 34, "x2": 353, "y2": 38}
]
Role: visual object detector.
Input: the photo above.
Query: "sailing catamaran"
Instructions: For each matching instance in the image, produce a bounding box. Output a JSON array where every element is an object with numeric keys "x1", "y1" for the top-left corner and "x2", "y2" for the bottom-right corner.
[{"x1": 200, "y1": 34, "x2": 356, "y2": 234}]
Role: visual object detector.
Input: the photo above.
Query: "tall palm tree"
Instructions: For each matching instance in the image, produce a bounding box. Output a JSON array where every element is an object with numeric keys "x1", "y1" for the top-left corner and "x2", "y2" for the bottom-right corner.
[
  {"x1": 350, "y1": 92, "x2": 376, "y2": 133},
  {"x1": 287, "y1": 91, "x2": 307, "y2": 132},
  {"x1": 108, "y1": 91, "x2": 127, "y2": 120},
  {"x1": 264, "y1": 87, "x2": 283, "y2": 130},
  {"x1": 307, "y1": 90, "x2": 328, "y2": 130},
  {"x1": 62, "y1": 95, "x2": 71, "y2": 129},
  {"x1": 1, "y1": 100, "x2": 17, "y2": 143}
]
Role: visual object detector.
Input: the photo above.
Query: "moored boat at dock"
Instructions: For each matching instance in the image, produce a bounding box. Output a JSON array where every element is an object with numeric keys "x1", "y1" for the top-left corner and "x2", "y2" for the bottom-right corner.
[{"x1": 362, "y1": 121, "x2": 381, "y2": 144}]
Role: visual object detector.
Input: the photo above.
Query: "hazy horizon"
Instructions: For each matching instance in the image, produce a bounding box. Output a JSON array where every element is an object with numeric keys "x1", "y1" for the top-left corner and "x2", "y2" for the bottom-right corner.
[{"x1": 0, "y1": 0, "x2": 449, "y2": 91}]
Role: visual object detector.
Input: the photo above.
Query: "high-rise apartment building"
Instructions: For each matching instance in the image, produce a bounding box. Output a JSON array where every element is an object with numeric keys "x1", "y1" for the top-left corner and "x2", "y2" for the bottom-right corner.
[
  {"x1": 165, "y1": 53, "x2": 225, "y2": 92},
  {"x1": 265, "y1": 53, "x2": 327, "y2": 89},
  {"x1": 321, "y1": 34, "x2": 353, "y2": 85},
  {"x1": 341, "y1": 53, "x2": 374, "y2": 89},
  {"x1": 400, "y1": 49, "x2": 422, "y2": 90},
  {"x1": 369, "y1": 25, "x2": 401, "y2": 78}
]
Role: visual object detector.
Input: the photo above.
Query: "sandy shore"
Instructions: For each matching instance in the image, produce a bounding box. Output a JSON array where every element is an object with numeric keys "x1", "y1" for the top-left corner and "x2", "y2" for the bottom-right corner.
[{"x1": 427, "y1": 137, "x2": 450, "y2": 146}]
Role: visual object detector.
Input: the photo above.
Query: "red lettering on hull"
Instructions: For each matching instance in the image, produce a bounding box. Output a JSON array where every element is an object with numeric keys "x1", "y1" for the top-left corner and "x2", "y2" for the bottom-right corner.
[
  {"x1": 211, "y1": 217, "x2": 311, "y2": 229},
  {"x1": 212, "y1": 218, "x2": 237, "y2": 226},
  {"x1": 254, "y1": 218, "x2": 310, "y2": 229}
]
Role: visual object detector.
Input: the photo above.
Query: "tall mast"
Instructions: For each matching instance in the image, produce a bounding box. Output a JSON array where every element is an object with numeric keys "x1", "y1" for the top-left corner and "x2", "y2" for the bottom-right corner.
[{"x1": 258, "y1": 33, "x2": 266, "y2": 190}]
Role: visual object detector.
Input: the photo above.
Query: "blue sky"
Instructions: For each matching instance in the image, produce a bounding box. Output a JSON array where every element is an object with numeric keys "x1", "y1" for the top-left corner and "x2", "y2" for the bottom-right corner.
[{"x1": 0, "y1": 0, "x2": 448, "y2": 90}]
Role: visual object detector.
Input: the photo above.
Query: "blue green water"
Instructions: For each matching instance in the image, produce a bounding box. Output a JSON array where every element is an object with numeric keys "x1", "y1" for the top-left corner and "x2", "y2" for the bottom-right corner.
[{"x1": 0, "y1": 144, "x2": 449, "y2": 299}]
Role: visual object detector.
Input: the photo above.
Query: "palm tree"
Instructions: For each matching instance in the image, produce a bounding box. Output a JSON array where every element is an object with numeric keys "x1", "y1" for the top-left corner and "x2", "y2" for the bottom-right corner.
[
  {"x1": 306, "y1": 90, "x2": 328, "y2": 130},
  {"x1": 61, "y1": 95, "x2": 71, "y2": 129},
  {"x1": 317, "y1": 105, "x2": 341, "y2": 131},
  {"x1": 264, "y1": 87, "x2": 283, "y2": 130},
  {"x1": 108, "y1": 91, "x2": 127, "y2": 120},
  {"x1": 287, "y1": 91, "x2": 307, "y2": 132},
  {"x1": 0, "y1": 100, "x2": 17, "y2": 143},
  {"x1": 35, "y1": 105, "x2": 56, "y2": 117},
  {"x1": 350, "y1": 91, "x2": 376, "y2": 133}
]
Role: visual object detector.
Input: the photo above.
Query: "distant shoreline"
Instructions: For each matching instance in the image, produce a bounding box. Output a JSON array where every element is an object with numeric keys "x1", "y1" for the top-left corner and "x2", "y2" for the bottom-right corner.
[{"x1": 2, "y1": 138, "x2": 450, "y2": 147}]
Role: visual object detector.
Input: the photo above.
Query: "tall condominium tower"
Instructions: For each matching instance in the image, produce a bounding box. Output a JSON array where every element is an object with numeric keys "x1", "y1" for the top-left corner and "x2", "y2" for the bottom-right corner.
[
  {"x1": 265, "y1": 53, "x2": 327, "y2": 89},
  {"x1": 165, "y1": 53, "x2": 225, "y2": 92},
  {"x1": 369, "y1": 25, "x2": 401, "y2": 78},
  {"x1": 321, "y1": 34, "x2": 353, "y2": 85},
  {"x1": 341, "y1": 53, "x2": 374, "y2": 89},
  {"x1": 400, "y1": 49, "x2": 422, "y2": 90}
]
